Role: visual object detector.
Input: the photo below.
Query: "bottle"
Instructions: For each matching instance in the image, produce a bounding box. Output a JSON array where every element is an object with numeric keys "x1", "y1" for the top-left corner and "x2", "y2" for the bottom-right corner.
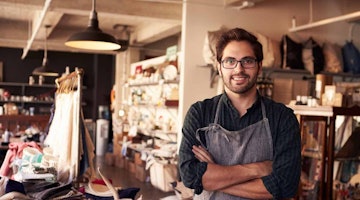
[{"x1": 3, "y1": 129, "x2": 10, "y2": 143}]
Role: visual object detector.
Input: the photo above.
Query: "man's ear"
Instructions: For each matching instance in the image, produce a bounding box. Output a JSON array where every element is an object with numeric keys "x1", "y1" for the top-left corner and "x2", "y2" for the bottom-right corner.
[
  {"x1": 257, "y1": 61, "x2": 263, "y2": 76},
  {"x1": 217, "y1": 64, "x2": 222, "y2": 77}
]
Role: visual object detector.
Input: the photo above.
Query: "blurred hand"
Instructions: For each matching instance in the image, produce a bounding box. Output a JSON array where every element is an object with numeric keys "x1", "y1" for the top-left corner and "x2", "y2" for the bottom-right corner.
[{"x1": 192, "y1": 145, "x2": 215, "y2": 164}]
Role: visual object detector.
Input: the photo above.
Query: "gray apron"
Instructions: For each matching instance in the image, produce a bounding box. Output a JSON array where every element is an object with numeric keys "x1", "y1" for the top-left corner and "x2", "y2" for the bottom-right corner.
[{"x1": 195, "y1": 96, "x2": 273, "y2": 200}]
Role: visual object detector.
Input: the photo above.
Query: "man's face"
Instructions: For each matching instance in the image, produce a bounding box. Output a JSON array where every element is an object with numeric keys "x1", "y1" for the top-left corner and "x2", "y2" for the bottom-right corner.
[{"x1": 218, "y1": 41, "x2": 261, "y2": 95}]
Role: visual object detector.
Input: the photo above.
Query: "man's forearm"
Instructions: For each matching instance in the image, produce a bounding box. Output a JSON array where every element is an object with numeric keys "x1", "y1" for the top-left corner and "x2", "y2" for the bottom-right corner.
[
  {"x1": 220, "y1": 178, "x2": 273, "y2": 199},
  {"x1": 202, "y1": 161, "x2": 271, "y2": 191}
]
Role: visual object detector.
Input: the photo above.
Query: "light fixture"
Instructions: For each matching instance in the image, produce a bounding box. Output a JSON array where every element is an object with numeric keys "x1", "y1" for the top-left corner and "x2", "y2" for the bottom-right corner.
[
  {"x1": 32, "y1": 25, "x2": 59, "y2": 77},
  {"x1": 64, "y1": 0, "x2": 120, "y2": 51}
]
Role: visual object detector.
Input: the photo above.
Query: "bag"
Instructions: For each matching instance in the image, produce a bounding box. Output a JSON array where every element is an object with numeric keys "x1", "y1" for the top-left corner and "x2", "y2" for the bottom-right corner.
[
  {"x1": 342, "y1": 41, "x2": 360, "y2": 74},
  {"x1": 280, "y1": 35, "x2": 304, "y2": 70},
  {"x1": 202, "y1": 26, "x2": 228, "y2": 69},
  {"x1": 323, "y1": 41, "x2": 343, "y2": 73},
  {"x1": 255, "y1": 32, "x2": 281, "y2": 68},
  {"x1": 302, "y1": 37, "x2": 325, "y2": 74}
]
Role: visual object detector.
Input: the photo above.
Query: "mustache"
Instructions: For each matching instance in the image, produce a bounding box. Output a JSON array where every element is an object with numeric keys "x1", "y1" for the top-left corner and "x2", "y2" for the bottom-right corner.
[{"x1": 232, "y1": 71, "x2": 249, "y2": 78}]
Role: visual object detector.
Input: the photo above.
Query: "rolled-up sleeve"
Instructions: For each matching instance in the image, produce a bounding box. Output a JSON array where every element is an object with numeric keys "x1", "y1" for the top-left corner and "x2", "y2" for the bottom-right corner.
[
  {"x1": 262, "y1": 108, "x2": 301, "y2": 199},
  {"x1": 179, "y1": 104, "x2": 208, "y2": 194}
]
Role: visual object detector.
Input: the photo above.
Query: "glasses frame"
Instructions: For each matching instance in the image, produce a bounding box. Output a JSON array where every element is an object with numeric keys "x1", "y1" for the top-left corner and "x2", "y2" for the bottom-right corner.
[{"x1": 221, "y1": 57, "x2": 258, "y2": 69}]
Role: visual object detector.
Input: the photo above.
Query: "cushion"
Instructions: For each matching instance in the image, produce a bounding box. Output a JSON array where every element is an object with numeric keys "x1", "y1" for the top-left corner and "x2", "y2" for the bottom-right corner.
[
  {"x1": 323, "y1": 41, "x2": 343, "y2": 73},
  {"x1": 302, "y1": 37, "x2": 325, "y2": 74},
  {"x1": 202, "y1": 26, "x2": 228, "y2": 69},
  {"x1": 342, "y1": 41, "x2": 360, "y2": 74},
  {"x1": 255, "y1": 32, "x2": 281, "y2": 68},
  {"x1": 280, "y1": 35, "x2": 304, "y2": 70}
]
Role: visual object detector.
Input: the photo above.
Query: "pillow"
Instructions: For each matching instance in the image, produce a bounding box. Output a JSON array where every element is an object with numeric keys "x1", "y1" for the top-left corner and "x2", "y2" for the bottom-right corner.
[
  {"x1": 342, "y1": 41, "x2": 360, "y2": 74},
  {"x1": 302, "y1": 37, "x2": 325, "y2": 74},
  {"x1": 280, "y1": 35, "x2": 304, "y2": 70},
  {"x1": 202, "y1": 26, "x2": 228, "y2": 69},
  {"x1": 255, "y1": 32, "x2": 281, "y2": 68},
  {"x1": 323, "y1": 41, "x2": 343, "y2": 73}
]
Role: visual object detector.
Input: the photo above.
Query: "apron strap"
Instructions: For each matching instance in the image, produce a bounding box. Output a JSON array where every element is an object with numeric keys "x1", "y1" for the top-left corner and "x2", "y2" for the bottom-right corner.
[{"x1": 213, "y1": 95, "x2": 224, "y2": 124}]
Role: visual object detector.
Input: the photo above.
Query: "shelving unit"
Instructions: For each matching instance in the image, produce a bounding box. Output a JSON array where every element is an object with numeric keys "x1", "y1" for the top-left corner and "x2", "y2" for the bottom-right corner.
[
  {"x1": 124, "y1": 79, "x2": 179, "y2": 145},
  {"x1": 289, "y1": 11, "x2": 360, "y2": 32},
  {"x1": 288, "y1": 105, "x2": 360, "y2": 200},
  {"x1": 0, "y1": 82, "x2": 56, "y2": 114}
]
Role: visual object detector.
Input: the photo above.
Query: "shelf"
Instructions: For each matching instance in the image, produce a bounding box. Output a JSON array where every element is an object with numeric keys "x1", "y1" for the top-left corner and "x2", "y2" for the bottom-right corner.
[
  {"x1": 0, "y1": 100, "x2": 53, "y2": 104},
  {"x1": 287, "y1": 105, "x2": 334, "y2": 117},
  {"x1": 289, "y1": 11, "x2": 360, "y2": 32},
  {"x1": 126, "y1": 79, "x2": 179, "y2": 87},
  {"x1": 0, "y1": 82, "x2": 56, "y2": 88}
]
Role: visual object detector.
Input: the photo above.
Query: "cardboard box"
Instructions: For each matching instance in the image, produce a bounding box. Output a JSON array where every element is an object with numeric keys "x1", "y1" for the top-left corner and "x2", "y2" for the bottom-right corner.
[
  {"x1": 149, "y1": 161, "x2": 177, "y2": 192},
  {"x1": 273, "y1": 78, "x2": 311, "y2": 104}
]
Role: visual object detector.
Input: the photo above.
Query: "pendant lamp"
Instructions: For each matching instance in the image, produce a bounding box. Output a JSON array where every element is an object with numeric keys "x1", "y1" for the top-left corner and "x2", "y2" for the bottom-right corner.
[
  {"x1": 64, "y1": 0, "x2": 120, "y2": 51},
  {"x1": 32, "y1": 25, "x2": 59, "y2": 77}
]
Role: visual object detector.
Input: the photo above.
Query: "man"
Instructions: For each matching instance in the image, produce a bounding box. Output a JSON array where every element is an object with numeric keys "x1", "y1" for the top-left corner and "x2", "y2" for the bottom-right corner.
[{"x1": 179, "y1": 28, "x2": 301, "y2": 199}]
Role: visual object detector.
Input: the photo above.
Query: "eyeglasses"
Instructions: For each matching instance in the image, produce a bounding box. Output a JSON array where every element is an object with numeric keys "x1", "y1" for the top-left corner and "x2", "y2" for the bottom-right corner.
[{"x1": 221, "y1": 57, "x2": 258, "y2": 69}]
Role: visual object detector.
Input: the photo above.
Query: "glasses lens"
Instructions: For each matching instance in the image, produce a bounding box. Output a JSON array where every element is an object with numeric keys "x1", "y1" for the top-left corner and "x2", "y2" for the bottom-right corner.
[
  {"x1": 222, "y1": 58, "x2": 237, "y2": 69},
  {"x1": 241, "y1": 58, "x2": 256, "y2": 69}
]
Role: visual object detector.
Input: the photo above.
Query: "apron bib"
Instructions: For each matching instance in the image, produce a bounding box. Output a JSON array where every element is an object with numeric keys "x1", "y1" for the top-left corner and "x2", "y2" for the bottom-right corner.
[{"x1": 195, "y1": 96, "x2": 273, "y2": 200}]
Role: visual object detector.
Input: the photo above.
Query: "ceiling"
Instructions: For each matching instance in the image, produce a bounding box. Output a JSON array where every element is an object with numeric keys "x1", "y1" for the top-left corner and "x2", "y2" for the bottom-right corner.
[{"x1": 0, "y1": 0, "x2": 185, "y2": 59}]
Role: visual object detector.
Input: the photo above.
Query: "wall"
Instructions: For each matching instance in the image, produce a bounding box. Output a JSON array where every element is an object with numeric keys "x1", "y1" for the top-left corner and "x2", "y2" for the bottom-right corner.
[
  {"x1": 179, "y1": 0, "x2": 360, "y2": 142},
  {"x1": 0, "y1": 47, "x2": 115, "y2": 120}
]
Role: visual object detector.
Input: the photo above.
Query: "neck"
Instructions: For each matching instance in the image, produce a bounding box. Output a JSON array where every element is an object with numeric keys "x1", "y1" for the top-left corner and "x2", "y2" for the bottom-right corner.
[{"x1": 225, "y1": 87, "x2": 258, "y2": 116}]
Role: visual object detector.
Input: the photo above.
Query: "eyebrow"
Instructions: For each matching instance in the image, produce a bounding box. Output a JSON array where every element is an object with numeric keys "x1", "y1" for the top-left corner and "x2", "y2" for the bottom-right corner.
[{"x1": 223, "y1": 56, "x2": 256, "y2": 60}]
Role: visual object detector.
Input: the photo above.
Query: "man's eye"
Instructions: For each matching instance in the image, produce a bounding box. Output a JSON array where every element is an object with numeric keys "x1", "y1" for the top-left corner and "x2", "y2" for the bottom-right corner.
[
  {"x1": 225, "y1": 59, "x2": 236, "y2": 64},
  {"x1": 243, "y1": 59, "x2": 253, "y2": 64}
]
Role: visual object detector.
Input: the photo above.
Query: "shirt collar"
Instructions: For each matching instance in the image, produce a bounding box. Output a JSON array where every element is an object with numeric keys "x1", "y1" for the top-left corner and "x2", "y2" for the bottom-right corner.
[{"x1": 222, "y1": 91, "x2": 262, "y2": 111}]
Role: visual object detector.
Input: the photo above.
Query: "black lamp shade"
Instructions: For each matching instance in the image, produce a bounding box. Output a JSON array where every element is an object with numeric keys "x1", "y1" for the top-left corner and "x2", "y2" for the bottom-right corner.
[{"x1": 65, "y1": 20, "x2": 120, "y2": 51}]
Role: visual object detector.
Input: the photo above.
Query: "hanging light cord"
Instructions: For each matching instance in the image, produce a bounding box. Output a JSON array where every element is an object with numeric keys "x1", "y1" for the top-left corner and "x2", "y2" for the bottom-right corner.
[
  {"x1": 89, "y1": 0, "x2": 98, "y2": 28},
  {"x1": 43, "y1": 25, "x2": 50, "y2": 66}
]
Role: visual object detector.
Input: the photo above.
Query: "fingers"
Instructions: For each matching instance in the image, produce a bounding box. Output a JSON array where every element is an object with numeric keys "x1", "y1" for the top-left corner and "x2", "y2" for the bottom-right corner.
[{"x1": 192, "y1": 145, "x2": 214, "y2": 163}]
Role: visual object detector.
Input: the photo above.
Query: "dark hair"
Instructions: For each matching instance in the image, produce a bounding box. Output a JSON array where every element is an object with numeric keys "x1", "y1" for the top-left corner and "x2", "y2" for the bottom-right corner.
[{"x1": 216, "y1": 28, "x2": 263, "y2": 63}]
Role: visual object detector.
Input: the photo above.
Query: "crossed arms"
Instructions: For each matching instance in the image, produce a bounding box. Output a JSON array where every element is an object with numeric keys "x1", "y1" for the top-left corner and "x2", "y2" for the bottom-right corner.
[{"x1": 192, "y1": 145, "x2": 273, "y2": 199}]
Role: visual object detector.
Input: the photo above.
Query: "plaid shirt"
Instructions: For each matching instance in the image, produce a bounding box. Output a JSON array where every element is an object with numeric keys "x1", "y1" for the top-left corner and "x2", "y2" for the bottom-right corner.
[{"x1": 179, "y1": 92, "x2": 301, "y2": 199}]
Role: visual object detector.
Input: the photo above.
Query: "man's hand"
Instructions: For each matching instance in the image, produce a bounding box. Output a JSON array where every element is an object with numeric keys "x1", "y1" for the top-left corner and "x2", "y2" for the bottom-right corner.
[{"x1": 192, "y1": 145, "x2": 214, "y2": 163}]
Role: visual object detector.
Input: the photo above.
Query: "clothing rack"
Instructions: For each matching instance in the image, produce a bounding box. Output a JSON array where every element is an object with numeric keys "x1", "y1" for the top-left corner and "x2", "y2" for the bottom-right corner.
[{"x1": 54, "y1": 68, "x2": 84, "y2": 180}]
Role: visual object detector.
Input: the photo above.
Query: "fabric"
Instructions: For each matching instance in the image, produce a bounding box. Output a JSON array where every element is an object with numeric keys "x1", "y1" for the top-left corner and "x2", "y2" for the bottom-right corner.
[
  {"x1": 202, "y1": 26, "x2": 228, "y2": 69},
  {"x1": 0, "y1": 175, "x2": 26, "y2": 196},
  {"x1": 255, "y1": 32, "x2": 281, "y2": 68},
  {"x1": 44, "y1": 91, "x2": 95, "y2": 184},
  {"x1": 44, "y1": 93, "x2": 75, "y2": 182},
  {"x1": 27, "y1": 182, "x2": 72, "y2": 199},
  {"x1": 342, "y1": 41, "x2": 360, "y2": 74},
  {"x1": 335, "y1": 127, "x2": 360, "y2": 159},
  {"x1": 280, "y1": 35, "x2": 304, "y2": 69},
  {"x1": 302, "y1": 37, "x2": 324, "y2": 75},
  {"x1": 85, "y1": 187, "x2": 140, "y2": 200},
  {"x1": 322, "y1": 41, "x2": 343, "y2": 73},
  {"x1": 0, "y1": 141, "x2": 42, "y2": 177},
  {"x1": 194, "y1": 96, "x2": 273, "y2": 200},
  {"x1": 179, "y1": 92, "x2": 301, "y2": 199}
]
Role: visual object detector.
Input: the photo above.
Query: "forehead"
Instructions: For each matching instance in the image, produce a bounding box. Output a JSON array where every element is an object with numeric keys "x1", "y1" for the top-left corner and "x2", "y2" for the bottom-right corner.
[{"x1": 223, "y1": 41, "x2": 254, "y2": 58}]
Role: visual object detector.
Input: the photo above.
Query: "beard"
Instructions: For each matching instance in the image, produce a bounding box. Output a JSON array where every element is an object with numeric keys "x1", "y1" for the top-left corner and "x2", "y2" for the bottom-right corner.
[{"x1": 222, "y1": 71, "x2": 258, "y2": 94}]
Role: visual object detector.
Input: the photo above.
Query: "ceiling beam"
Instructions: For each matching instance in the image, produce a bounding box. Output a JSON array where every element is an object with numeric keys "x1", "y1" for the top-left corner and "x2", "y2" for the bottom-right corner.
[{"x1": 21, "y1": 0, "x2": 52, "y2": 60}]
